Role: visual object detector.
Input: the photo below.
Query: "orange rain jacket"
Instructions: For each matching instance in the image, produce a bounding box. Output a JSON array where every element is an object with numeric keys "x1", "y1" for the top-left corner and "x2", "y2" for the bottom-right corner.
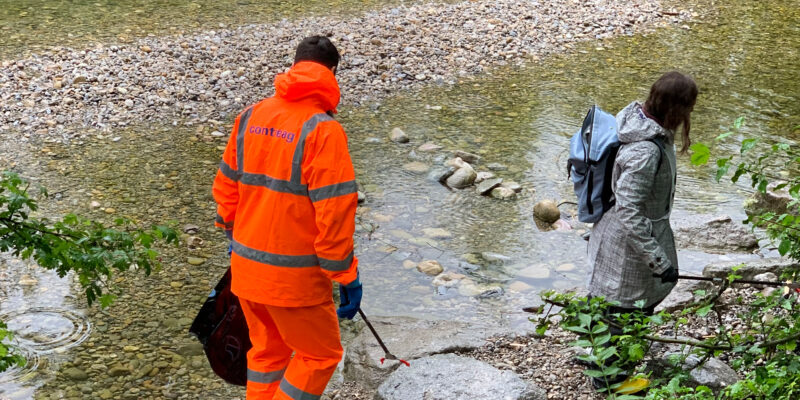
[{"x1": 212, "y1": 61, "x2": 359, "y2": 307}]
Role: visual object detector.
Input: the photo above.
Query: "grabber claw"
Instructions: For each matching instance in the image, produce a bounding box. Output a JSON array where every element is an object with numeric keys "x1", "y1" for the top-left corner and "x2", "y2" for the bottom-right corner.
[{"x1": 358, "y1": 309, "x2": 410, "y2": 367}]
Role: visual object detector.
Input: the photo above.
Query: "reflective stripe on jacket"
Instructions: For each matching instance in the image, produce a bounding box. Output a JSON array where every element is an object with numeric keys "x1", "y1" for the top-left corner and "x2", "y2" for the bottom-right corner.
[{"x1": 212, "y1": 61, "x2": 359, "y2": 307}]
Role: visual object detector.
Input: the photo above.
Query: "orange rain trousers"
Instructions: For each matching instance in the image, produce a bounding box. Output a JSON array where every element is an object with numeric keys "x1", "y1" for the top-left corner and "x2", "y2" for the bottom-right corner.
[{"x1": 240, "y1": 298, "x2": 343, "y2": 400}]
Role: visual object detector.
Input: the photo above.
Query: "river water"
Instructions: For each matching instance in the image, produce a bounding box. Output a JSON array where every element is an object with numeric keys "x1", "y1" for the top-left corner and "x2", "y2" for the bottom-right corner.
[{"x1": 1, "y1": 0, "x2": 799, "y2": 398}]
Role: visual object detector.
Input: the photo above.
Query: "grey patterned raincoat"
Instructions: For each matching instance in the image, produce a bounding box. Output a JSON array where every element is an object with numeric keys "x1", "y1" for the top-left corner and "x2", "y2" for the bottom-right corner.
[{"x1": 588, "y1": 102, "x2": 678, "y2": 308}]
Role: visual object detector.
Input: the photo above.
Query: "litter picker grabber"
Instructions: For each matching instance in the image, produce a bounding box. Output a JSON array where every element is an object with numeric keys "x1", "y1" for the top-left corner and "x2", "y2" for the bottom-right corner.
[{"x1": 357, "y1": 309, "x2": 410, "y2": 367}]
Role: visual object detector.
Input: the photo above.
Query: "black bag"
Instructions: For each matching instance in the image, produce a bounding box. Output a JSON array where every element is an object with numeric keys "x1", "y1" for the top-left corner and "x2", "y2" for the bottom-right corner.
[{"x1": 189, "y1": 268, "x2": 251, "y2": 386}]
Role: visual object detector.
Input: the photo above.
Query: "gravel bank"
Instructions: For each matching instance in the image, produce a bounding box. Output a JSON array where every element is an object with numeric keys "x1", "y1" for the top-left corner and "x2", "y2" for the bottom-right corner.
[{"x1": 0, "y1": 0, "x2": 690, "y2": 139}]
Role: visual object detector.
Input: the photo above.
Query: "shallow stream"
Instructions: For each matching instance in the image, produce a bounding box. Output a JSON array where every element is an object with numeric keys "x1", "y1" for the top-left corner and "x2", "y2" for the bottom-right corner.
[{"x1": 0, "y1": 0, "x2": 799, "y2": 398}]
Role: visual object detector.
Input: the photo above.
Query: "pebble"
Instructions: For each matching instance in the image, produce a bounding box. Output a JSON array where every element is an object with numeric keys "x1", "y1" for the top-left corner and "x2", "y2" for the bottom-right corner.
[
  {"x1": 490, "y1": 186, "x2": 516, "y2": 200},
  {"x1": 417, "y1": 142, "x2": 443, "y2": 152},
  {"x1": 0, "y1": 0, "x2": 680, "y2": 138},
  {"x1": 390, "y1": 127, "x2": 409, "y2": 143},
  {"x1": 187, "y1": 257, "x2": 206, "y2": 265},
  {"x1": 417, "y1": 260, "x2": 444, "y2": 276},
  {"x1": 517, "y1": 264, "x2": 552, "y2": 279},
  {"x1": 422, "y1": 228, "x2": 453, "y2": 239},
  {"x1": 402, "y1": 161, "x2": 430, "y2": 173}
]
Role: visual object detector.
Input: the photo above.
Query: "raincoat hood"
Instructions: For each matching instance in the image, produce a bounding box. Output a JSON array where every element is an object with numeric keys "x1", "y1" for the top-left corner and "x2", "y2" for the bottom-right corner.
[
  {"x1": 617, "y1": 102, "x2": 673, "y2": 145},
  {"x1": 274, "y1": 61, "x2": 340, "y2": 112}
]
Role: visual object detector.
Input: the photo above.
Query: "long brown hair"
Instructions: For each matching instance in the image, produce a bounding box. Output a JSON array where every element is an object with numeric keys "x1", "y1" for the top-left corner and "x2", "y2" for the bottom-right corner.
[{"x1": 644, "y1": 71, "x2": 698, "y2": 153}]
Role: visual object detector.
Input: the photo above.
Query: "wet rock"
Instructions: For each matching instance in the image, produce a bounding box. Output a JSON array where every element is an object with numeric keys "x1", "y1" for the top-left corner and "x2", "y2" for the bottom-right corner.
[
  {"x1": 446, "y1": 164, "x2": 477, "y2": 189},
  {"x1": 343, "y1": 317, "x2": 503, "y2": 390},
  {"x1": 504, "y1": 181, "x2": 523, "y2": 193},
  {"x1": 108, "y1": 364, "x2": 131, "y2": 377},
  {"x1": 444, "y1": 157, "x2": 467, "y2": 169},
  {"x1": 555, "y1": 263, "x2": 576, "y2": 272},
  {"x1": 474, "y1": 171, "x2": 496, "y2": 184},
  {"x1": 533, "y1": 200, "x2": 560, "y2": 224},
  {"x1": 480, "y1": 252, "x2": 511, "y2": 264},
  {"x1": 476, "y1": 178, "x2": 503, "y2": 195},
  {"x1": 744, "y1": 182, "x2": 793, "y2": 216},
  {"x1": 703, "y1": 257, "x2": 799, "y2": 280},
  {"x1": 673, "y1": 215, "x2": 758, "y2": 253},
  {"x1": 64, "y1": 367, "x2": 89, "y2": 381},
  {"x1": 17, "y1": 274, "x2": 38, "y2": 286},
  {"x1": 517, "y1": 264, "x2": 551, "y2": 279},
  {"x1": 417, "y1": 142, "x2": 442, "y2": 152},
  {"x1": 427, "y1": 165, "x2": 457, "y2": 183},
  {"x1": 357, "y1": 191, "x2": 366, "y2": 204},
  {"x1": 432, "y1": 271, "x2": 465, "y2": 287},
  {"x1": 487, "y1": 163, "x2": 508, "y2": 171},
  {"x1": 375, "y1": 354, "x2": 546, "y2": 400},
  {"x1": 453, "y1": 150, "x2": 481, "y2": 164},
  {"x1": 402, "y1": 161, "x2": 430, "y2": 174},
  {"x1": 417, "y1": 260, "x2": 444, "y2": 276},
  {"x1": 490, "y1": 186, "x2": 516, "y2": 200},
  {"x1": 390, "y1": 128, "x2": 409, "y2": 143},
  {"x1": 508, "y1": 281, "x2": 534, "y2": 292},
  {"x1": 422, "y1": 228, "x2": 452, "y2": 239}
]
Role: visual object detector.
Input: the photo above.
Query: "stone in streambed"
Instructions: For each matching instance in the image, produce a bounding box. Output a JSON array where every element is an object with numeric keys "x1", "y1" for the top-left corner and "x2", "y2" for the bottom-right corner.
[
  {"x1": 417, "y1": 142, "x2": 442, "y2": 152},
  {"x1": 64, "y1": 367, "x2": 89, "y2": 381},
  {"x1": 453, "y1": 150, "x2": 481, "y2": 164},
  {"x1": 375, "y1": 354, "x2": 546, "y2": 400},
  {"x1": 422, "y1": 228, "x2": 452, "y2": 239},
  {"x1": 403, "y1": 162, "x2": 430, "y2": 174},
  {"x1": 490, "y1": 186, "x2": 516, "y2": 200},
  {"x1": 432, "y1": 271, "x2": 465, "y2": 287},
  {"x1": 446, "y1": 164, "x2": 477, "y2": 189},
  {"x1": 504, "y1": 181, "x2": 523, "y2": 193},
  {"x1": 476, "y1": 178, "x2": 503, "y2": 195},
  {"x1": 533, "y1": 200, "x2": 560, "y2": 224},
  {"x1": 390, "y1": 128, "x2": 409, "y2": 143},
  {"x1": 187, "y1": 257, "x2": 206, "y2": 266},
  {"x1": 517, "y1": 264, "x2": 551, "y2": 279},
  {"x1": 474, "y1": 171, "x2": 495, "y2": 184},
  {"x1": 673, "y1": 215, "x2": 758, "y2": 253},
  {"x1": 417, "y1": 260, "x2": 444, "y2": 276}
]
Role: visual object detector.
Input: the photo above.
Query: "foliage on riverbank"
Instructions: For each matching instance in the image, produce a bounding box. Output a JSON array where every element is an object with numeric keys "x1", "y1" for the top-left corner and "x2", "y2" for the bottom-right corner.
[
  {"x1": 0, "y1": 171, "x2": 178, "y2": 372},
  {"x1": 534, "y1": 119, "x2": 800, "y2": 399}
]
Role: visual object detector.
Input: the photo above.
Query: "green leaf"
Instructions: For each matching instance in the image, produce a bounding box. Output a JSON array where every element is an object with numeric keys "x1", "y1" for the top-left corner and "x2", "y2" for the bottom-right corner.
[
  {"x1": 716, "y1": 131, "x2": 734, "y2": 141},
  {"x1": 778, "y1": 240, "x2": 791, "y2": 256},
  {"x1": 733, "y1": 116, "x2": 745, "y2": 129},
  {"x1": 741, "y1": 138, "x2": 758, "y2": 154},
  {"x1": 690, "y1": 143, "x2": 711, "y2": 166},
  {"x1": 696, "y1": 304, "x2": 713, "y2": 317}
]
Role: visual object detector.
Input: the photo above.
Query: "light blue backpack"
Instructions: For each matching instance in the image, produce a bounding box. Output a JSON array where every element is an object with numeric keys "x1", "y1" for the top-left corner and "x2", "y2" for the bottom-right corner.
[
  {"x1": 567, "y1": 105, "x2": 664, "y2": 223},
  {"x1": 567, "y1": 105, "x2": 621, "y2": 223}
]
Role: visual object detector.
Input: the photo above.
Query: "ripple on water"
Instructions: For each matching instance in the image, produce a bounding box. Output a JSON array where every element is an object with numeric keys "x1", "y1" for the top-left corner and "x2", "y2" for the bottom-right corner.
[
  {"x1": 1, "y1": 308, "x2": 92, "y2": 355},
  {"x1": 0, "y1": 345, "x2": 41, "y2": 399}
]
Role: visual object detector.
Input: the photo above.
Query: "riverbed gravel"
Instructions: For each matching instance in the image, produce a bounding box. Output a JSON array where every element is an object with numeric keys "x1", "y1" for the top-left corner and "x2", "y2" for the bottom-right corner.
[{"x1": 0, "y1": 0, "x2": 690, "y2": 140}]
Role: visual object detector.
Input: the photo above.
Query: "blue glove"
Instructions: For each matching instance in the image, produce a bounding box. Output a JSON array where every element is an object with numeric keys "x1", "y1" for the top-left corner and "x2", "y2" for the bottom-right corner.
[{"x1": 336, "y1": 274, "x2": 362, "y2": 320}]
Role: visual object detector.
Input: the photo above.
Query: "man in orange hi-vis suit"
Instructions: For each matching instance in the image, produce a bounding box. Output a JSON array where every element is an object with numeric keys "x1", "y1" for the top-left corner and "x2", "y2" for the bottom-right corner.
[{"x1": 212, "y1": 36, "x2": 362, "y2": 400}]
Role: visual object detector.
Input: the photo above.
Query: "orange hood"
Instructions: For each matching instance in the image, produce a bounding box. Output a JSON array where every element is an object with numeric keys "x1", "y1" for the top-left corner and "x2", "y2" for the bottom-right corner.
[{"x1": 274, "y1": 61, "x2": 340, "y2": 112}]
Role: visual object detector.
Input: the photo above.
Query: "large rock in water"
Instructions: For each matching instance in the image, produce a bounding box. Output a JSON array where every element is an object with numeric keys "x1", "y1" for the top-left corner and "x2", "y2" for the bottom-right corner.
[
  {"x1": 744, "y1": 181, "x2": 793, "y2": 216},
  {"x1": 703, "y1": 257, "x2": 800, "y2": 280},
  {"x1": 375, "y1": 354, "x2": 546, "y2": 400},
  {"x1": 343, "y1": 317, "x2": 502, "y2": 390},
  {"x1": 673, "y1": 215, "x2": 758, "y2": 253},
  {"x1": 446, "y1": 163, "x2": 477, "y2": 189}
]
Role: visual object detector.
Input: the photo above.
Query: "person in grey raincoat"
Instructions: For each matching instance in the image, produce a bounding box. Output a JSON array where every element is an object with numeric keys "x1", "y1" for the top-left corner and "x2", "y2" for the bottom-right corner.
[{"x1": 586, "y1": 71, "x2": 698, "y2": 390}]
